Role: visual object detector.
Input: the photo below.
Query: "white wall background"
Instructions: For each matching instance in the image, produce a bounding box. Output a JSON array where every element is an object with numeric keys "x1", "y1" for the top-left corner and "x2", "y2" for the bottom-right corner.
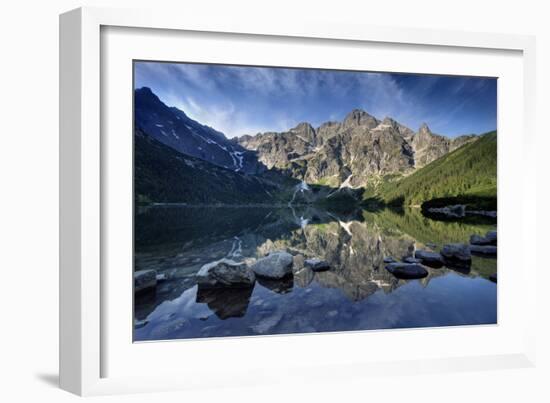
[{"x1": 0, "y1": 0, "x2": 548, "y2": 401}]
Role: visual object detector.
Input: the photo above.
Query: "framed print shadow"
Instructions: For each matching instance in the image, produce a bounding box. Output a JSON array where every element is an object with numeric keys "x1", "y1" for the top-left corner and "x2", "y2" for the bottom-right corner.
[{"x1": 132, "y1": 61, "x2": 498, "y2": 342}]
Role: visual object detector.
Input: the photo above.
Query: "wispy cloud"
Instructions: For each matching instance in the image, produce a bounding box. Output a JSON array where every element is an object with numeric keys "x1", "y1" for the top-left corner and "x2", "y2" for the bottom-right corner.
[{"x1": 135, "y1": 62, "x2": 496, "y2": 138}]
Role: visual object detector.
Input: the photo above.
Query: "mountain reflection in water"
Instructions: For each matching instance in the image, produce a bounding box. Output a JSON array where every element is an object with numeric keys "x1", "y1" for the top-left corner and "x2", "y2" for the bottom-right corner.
[{"x1": 134, "y1": 205, "x2": 497, "y2": 341}]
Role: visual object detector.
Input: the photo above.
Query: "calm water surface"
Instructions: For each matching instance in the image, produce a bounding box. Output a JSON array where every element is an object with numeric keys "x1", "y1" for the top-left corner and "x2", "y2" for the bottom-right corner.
[{"x1": 134, "y1": 206, "x2": 497, "y2": 341}]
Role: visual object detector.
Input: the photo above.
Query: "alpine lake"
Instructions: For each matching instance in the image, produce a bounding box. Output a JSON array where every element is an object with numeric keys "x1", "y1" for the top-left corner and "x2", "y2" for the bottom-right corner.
[{"x1": 134, "y1": 205, "x2": 497, "y2": 341}]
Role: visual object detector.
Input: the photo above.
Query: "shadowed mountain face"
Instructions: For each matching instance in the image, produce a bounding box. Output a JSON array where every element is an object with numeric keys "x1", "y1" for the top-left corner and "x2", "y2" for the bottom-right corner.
[
  {"x1": 135, "y1": 87, "x2": 263, "y2": 174},
  {"x1": 235, "y1": 110, "x2": 476, "y2": 188},
  {"x1": 134, "y1": 128, "x2": 295, "y2": 204}
]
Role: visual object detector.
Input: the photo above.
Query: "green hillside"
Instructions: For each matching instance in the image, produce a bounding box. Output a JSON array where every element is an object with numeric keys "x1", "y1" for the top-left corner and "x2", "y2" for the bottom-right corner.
[{"x1": 363, "y1": 131, "x2": 497, "y2": 208}]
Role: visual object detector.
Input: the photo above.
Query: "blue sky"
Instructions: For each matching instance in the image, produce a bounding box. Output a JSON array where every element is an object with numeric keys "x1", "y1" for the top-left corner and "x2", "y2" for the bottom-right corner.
[{"x1": 134, "y1": 61, "x2": 497, "y2": 138}]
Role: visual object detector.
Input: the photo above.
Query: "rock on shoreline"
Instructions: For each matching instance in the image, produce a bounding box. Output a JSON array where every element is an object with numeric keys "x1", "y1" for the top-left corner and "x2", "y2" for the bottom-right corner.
[
  {"x1": 304, "y1": 258, "x2": 331, "y2": 272},
  {"x1": 385, "y1": 263, "x2": 429, "y2": 279},
  {"x1": 403, "y1": 256, "x2": 422, "y2": 264},
  {"x1": 414, "y1": 250, "x2": 444, "y2": 267},
  {"x1": 440, "y1": 243, "x2": 472, "y2": 267},
  {"x1": 196, "y1": 259, "x2": 256, "y2": 288},
  {"x1": 251, "y1": 251, "x2": 293, "y2": 279},
  {"x1": 470, "y1": 230, "x2": 497, "y2": 246},
  {"x1": 470, "y1": 245, "x2": 497, "y2": 256}
]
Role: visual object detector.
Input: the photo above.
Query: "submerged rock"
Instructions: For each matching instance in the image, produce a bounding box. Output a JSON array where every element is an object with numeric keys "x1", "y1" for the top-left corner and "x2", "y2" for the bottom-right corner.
[
  {"x1": 196, "y1": 259, "x2": 255, "y2": 288},
  {"x1": 385, "y1": 263, "x2": 429, "y2": 279},
  {"x1": 251, "y1": 251, "x2": 293, "y2": 279},
  {"x1": 304, "y1": 258, "x2": 330, "y2": 272},
  {"x1": 134, "y1": 269, "x2": 157, "y2": 293},
  {"x1": 470, "y1": 245, "x2": 497, "y2": 256},
  {"x1": 441, "y1": 243, "x2": 471, "y2": 267},
  {"x1": 414, "y1": 250, "x2": 444, "y2": 267}
]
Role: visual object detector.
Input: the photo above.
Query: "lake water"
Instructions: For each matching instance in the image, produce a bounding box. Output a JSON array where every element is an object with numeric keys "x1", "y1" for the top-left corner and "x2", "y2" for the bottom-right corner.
[{"x1": 134, "y1": 205, "x2": 497, "y2": 341}]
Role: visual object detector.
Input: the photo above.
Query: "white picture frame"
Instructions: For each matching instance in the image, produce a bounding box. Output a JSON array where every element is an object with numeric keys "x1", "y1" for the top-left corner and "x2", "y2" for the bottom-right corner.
[{"x1": 60, "y1": 6, "x2": 537, "y2": 396}]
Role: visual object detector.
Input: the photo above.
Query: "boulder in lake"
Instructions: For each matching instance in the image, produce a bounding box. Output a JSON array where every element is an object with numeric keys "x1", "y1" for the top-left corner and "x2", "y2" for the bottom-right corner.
[
  {"x1": 403, "y1": 256, "x2": 422, "y2": 264},
  {"x1": 441, "y1": 243, "x2": 472, "y2": 270},
  {"x1": 470, "y1": 234, "x2": 490, "y2": 245},
  {"x1": 470, "y1": 230, "x2": 497, "y2": 246},
  {"x1": 251, "y1": 251, "x2": 293, "y2": 279},
  {"x1": 196, "y1": 259, "x2": 255, "y2": 288},
  {"x1": 383, "y1": 256, "x2": 396, "y2": 263},
  {"x1": 135, "y1": 269, "x2": 157, "y2": 293},
  {"x1": 414, "y1": 250, "x2": 444, "y2": 267},
  {"x1": 385, "y1": 263, "x2": 429, "y2": 279},
  {"x1": 304, "y1": 258, "x2": 331, "y2": 272},
  {"x1": 470, "y1": 245, "x2": 497, "y2": 256}
]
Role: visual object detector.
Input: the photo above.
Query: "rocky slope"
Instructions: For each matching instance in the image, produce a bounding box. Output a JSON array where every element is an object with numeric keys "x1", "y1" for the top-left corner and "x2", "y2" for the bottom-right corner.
[{"x1": 235, "y1": 109, "x2": 476, "y2": 188}]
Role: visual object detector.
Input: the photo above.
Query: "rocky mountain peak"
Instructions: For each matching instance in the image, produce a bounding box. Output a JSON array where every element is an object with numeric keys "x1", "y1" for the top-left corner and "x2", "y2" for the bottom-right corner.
[
  {"x1": 376, "y1": 117, "x2": 415, "y2": 138},
  {"x1": 343, "y1": 109, "x2": 379, "y2": 129},
  {"x1": 137, "y1": 86, "x2": 153, "y2": 94},
  {"x1": 135, "y1": 86, "x2": 162, "y2": 105},
  {"x1": 290, "y1": 122, "x2": 316, "y2": 143},
  {"x1": 418, "y1": 123, "x2": 432, "y2": 135},
  {"x1": 381, "y1": 117, "x2": 400, "y2": 129}
]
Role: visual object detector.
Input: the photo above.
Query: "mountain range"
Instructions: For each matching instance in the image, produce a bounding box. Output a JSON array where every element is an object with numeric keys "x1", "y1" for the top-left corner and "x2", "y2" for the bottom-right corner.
[
  {"x1": 134, "y1": 87, "x2": 496, "y2": 208},
  {"x1": 235, "y1": 109, "x2": 476, "y2": 188}
]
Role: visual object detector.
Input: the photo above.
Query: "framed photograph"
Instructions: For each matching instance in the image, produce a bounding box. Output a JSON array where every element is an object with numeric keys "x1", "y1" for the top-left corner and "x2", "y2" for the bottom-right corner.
[{"x1": 60, "y1": 7, "x2": 537, "y2": 396}]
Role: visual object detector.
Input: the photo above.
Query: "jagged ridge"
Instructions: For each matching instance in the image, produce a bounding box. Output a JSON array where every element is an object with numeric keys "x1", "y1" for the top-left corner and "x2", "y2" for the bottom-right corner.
[{"x1": 235, "y1": 109, "x2": 477, "y2": 188}]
